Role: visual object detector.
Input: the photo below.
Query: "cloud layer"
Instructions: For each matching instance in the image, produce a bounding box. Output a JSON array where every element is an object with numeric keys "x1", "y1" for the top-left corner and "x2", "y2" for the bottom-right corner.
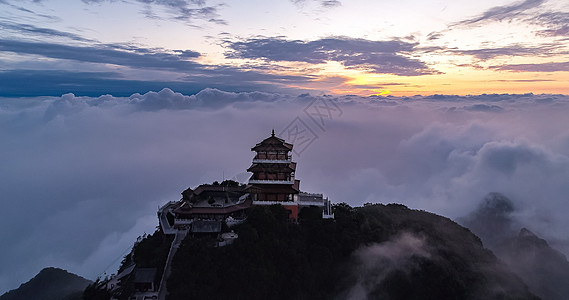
[{"x1": 1, "y1": 89, "x2": 569, "y2": 293}]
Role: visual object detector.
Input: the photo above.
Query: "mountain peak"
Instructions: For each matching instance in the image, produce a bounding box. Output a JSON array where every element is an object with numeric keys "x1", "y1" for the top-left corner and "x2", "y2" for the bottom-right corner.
[
  {"x1": 519, "y1": 228, "x2": 538, "y2": 239},
  {"x1": 0, "y1": 267, "x2": 91, "y2": 300}
]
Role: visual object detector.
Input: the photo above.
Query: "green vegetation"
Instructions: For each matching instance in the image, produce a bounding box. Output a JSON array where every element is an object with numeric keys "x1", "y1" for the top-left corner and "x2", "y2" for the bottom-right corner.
[
  {"x1": 211, "y1": 180, "x2": 242, "y2": 187},
  {"x1": 165, "y1": 203, "x2": 539, "y2": 300},
  {"x1": 82, "y1": 231, "x2": 174, "y2": 300},
  {"x1": 79, "y1": 202, "x2": 540, "y2": 300},
  {"x1": 117, "y1": 231, "x2": 173, "y2": 299},
  {"x1": 82, "y1": 279, "x2": 111, "y2": 300}
]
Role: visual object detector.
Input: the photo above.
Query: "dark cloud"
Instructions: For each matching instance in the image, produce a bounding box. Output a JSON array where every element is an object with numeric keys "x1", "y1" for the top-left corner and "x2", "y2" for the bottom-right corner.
[
  {"x1": 226, "y1": 37, "x2": 438, "y2": 76},
  {"x1": 0, "y1": 68, "x2": 314, "y2": 97},
  {"x1": 455, "y1": 0, "x2": 545, "y2": 26},
  {"x1": 477, "y1": 141, "x2": 553, "y2": 176},
  {"x1": 491, "y1": 61, "x2": 569, "y2": 72},
  {"x1": 0, "y1": 70, "x2": 147, "y2": 97},
  {"x1": 0, "y1": 39, "x2": 202, "y2": 70},
  {"x1": 0, "y1": 37, "x2": 324, "y2": 97}
]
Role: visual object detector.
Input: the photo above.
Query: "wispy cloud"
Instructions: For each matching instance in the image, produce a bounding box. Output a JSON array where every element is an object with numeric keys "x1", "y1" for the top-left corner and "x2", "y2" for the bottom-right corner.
[
  {"x1": 226, "y1": 37, "x2": 439, "y2": 76},
  {"x1": 491, "y1": 61, "x2": 569, "y2": 72},
  {"x1": 0, "y1": 29, "x2": 327, "y2": 96},
  {"x1": 491, "y1": 79, "x2": 555, "y2": 82},
  {"x1": 81, "y1": 0, "x2": 225, "y2": 24},
  {"x1": 454, "y1": 0, "x2": 545, "y2": 26},
  {"x1": 0, "y1": 0, "x2": 61, "y2": 21},
  {"x1": 320, "y1": 0, "x2": 341, "y2": 8},
  {"x1": 452, "y1": 44, "x2": 561, "y2": 60},
  {"x1": 0, "y1": 21, "x2": 93, "y2": 42},
  {"x1": 0, "y1": 66, "x2": 315, "y2": 97},
  {"x1": 532, "y1": 12, "x2": 569, "y2": 37},
  {"x1": 450, "y1": 0, "x2": 569, "y2": 39},
  {"x1": 291, "y1": 0, "x2": 342, "y2": 9}
]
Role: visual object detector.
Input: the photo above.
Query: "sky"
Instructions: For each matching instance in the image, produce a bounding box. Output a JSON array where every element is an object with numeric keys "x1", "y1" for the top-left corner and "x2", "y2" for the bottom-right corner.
[
  {"x1": 1, "y1": 0, "x2": 569, "y2": 96},
  {"x1": 1, "y1": 0, "x2": 569, "y2": 294}
]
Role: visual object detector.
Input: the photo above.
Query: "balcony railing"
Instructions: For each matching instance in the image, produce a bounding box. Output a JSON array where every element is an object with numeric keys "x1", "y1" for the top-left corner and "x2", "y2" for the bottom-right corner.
[
  {"x1": 298, "y1": 201, "x2": 325, "y2": 206},
  {"x1": 174, "y1": 218, "x2": 194, "y2": 225},
  {"x1": 248, "y1": 179, "x2": 294, "y2": 184},
  {"x1": 252, "y1": 200, "x2": 297, "y2": 205},
  {"x1": 252, "y1": 158, "x2": 292, "y2": 163}
]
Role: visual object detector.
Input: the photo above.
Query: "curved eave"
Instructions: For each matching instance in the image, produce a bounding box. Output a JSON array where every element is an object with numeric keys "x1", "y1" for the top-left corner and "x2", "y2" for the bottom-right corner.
[
  {"x1": 247, "y1": 162, "x2": 296, "y2": 172},
  {"x1": 251, "y1": 136, "x2": 294, "y2": 152},
  {"x1": 173, "y1": 198, "x2": 253, "y2": 216}
]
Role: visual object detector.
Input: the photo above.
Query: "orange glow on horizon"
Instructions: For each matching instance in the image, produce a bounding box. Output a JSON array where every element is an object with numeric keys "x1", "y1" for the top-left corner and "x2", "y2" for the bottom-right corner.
[{"x1": 312, "y1": 68, "x2": 569, "y2": 96}]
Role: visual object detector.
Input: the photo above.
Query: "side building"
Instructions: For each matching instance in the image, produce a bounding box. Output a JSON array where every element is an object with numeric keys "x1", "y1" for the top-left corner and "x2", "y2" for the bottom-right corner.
[{"x1": 158, "y1": 181, "x2": 251, "y2": 234}]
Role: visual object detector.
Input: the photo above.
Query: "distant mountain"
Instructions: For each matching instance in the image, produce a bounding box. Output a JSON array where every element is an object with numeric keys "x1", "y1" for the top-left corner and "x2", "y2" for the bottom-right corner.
[
  {"x1": 494, "y1": 228, "x2": 569, "y2": 300},
  {"x1": 459, "y1": 192, "x2": 517, "y2": 247},
  {"x1": 461, "y1": 192, "x2": 569, "y2": 300},
  {"x1": 0, "y1": 267, "x2": 91, "y2": 300}
]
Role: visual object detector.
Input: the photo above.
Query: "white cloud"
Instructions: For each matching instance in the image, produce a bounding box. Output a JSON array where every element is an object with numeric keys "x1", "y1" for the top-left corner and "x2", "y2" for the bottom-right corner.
[{"x1": 1, "y1": 90, "x2": 568, "y2": 292}]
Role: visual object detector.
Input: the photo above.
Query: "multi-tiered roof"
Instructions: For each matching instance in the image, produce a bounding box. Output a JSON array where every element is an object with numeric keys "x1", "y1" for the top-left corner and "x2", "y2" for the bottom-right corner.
[{"x1": 247, "y1": 130, "x2": 300, "y2": 219}]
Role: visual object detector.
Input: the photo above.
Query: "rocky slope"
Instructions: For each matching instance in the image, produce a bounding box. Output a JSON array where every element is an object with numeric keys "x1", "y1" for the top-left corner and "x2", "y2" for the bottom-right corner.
[
  {"x1": 494, "y1": 228, "x2": 569, "y2": 300},
  {"x1": 461, "y1": 192, "x2": 569, "y2": 300}
]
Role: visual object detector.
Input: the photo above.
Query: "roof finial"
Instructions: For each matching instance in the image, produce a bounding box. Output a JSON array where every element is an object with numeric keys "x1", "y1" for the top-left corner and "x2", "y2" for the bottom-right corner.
[{"x1": 271, "y1": 129, "x2": 275, "y2": 137}]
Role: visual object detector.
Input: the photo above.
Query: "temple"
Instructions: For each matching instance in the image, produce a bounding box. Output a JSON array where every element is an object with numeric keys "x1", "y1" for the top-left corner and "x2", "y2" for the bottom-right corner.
[
  {"x1": 247, "y1": 129, "x2": 301, "y2": 219},
  {"x1": 157, "y1": 131, "x2": 333, "y2": 235}
]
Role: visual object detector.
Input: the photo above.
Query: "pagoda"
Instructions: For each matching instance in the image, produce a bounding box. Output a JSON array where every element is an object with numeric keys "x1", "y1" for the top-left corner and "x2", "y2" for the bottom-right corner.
[{"x1": 247, "y1": 130, "x2": 301, "y2": 220}]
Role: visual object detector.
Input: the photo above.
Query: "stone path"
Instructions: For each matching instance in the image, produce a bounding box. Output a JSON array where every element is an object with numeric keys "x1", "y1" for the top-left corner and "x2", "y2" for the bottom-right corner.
[{"x1": 157, "y1": 228, "x2": 188, "y2": 300}]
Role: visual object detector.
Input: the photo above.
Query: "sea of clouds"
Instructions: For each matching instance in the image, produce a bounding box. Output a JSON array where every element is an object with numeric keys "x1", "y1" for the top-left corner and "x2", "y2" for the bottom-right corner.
[{"x1": 1, "y1": 88, "x2": 568, "y2": 292}]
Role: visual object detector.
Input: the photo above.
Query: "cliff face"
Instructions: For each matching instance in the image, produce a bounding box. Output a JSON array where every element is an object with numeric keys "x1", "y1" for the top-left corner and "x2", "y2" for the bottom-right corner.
[
  {"x1": 165, "y1": 204, "x2": 539, "y2": 300},
  {"x1": 0, "y1": 267, "x2": 91, "y2": 300}
]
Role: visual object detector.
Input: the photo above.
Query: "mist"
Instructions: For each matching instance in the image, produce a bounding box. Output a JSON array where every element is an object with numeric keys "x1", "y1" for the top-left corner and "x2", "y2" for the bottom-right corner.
[
  {"x1": 1, "y1": 89, "x2": 568, "y2": 293},
  {"x1": 344, "y1": 233, "x2": 430, "y2": 300}
]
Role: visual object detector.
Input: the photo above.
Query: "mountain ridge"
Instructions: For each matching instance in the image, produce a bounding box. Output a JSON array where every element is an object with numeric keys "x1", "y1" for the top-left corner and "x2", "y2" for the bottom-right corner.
[
  {"x1": 159, "y1": 203, "x2": 539, "y2": 300},
  {"x1": 460, "y1": 192, "x2": 569, "y2": 300},
  {"x1": 0, "y1": 267, "x2": 91, "y2": 300}
]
